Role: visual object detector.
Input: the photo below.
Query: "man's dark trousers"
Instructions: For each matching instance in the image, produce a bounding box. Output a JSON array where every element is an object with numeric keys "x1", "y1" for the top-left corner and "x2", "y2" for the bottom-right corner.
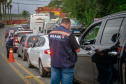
[{"x1": 6, "y1": 46, "x2": 12, "y2": 58}]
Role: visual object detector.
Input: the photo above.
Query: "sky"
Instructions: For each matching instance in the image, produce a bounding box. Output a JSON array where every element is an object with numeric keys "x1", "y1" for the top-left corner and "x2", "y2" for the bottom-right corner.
[{"x1": 11, "y1": 0, "x2": 51, "y2": 14}]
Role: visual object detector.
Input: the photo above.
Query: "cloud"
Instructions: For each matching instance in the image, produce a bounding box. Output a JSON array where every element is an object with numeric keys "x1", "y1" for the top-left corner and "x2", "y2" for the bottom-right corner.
[{"x1": 11, "y1": 0, "x2": 51, "y2": 14}]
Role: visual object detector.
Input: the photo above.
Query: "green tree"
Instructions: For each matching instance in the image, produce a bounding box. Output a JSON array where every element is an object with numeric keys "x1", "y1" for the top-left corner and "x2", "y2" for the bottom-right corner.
[
  {"x1": 63, "y1": 0, "x2": 100, "y2": 27},
  {"x1": 21, "y1": 10, "x2": 30, "y2": 19},
  {"x1": 48, "y1": 0, "x2": 126, "y2": 28},
  {"x1": 0, "y1": 0, "x2": 12, "y2": 23},
  {"x1": 48, "y1": 0, "x2": 63, "y2": 8}
]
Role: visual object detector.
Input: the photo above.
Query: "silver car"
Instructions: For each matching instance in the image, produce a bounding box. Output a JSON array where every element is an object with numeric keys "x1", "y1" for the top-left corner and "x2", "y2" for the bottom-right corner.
[{"x1": 17, "y1": 33, "x2": 43, "y2": 61}]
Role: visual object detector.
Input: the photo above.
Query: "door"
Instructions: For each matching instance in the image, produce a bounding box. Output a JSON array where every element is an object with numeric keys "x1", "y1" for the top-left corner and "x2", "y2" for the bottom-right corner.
[
  {"x1": 34, "y1": 37, "x2": 46, "y2": 67},
  {"x1": 93, "y1": 17, "x2": 126, "y2": 84},
  {"x1": 18, "y1": 36, "x2": 26, "y2": 56},
  {"x1": 74, "y1": 21, "x2": 103, "y2": 84}
]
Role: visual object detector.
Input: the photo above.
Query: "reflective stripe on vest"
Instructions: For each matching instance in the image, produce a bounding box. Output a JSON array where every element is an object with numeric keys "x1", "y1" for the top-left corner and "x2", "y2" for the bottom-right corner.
[{"x1": 50, "y1": 31, "x2": 70, "y2": 36}]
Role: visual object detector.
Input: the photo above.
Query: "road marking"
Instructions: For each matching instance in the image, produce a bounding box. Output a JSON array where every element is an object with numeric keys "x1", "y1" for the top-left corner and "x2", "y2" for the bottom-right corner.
[
  {"x1": 0, "y1": 52, "x2": 31, "y2": 84},
  {"x1": 15, "y1": 60, "x2": 45, "y2": 84},
  {"x1": 0, "y1": 38, "x2": 4, "y2": 43},
  {"x1": 2, "y1": 38, "x2": 5, "y2": 46},
  {"x1": 0, "y1": 51, "x2": 45, "y2": 84}
]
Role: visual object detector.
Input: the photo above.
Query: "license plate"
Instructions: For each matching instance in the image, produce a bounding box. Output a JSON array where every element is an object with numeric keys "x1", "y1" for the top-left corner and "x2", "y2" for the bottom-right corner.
[{"x1": 74, "y1": 31, "x2": 80, "y2": 33}]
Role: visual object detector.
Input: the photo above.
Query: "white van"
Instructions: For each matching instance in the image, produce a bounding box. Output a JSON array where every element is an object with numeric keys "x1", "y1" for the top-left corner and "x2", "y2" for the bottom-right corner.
[
  {"x1": 43, "y1": 21, "x2": 56, "y2": 34},
  {"x1": 30, "y1": 13, "x2": 50, "y2": 34}
]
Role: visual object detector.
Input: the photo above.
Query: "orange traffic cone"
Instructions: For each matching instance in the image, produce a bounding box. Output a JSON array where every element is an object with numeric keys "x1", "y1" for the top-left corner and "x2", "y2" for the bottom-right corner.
[{"x1": 8, "y1": 48, "x2": 15, "y2": 62}]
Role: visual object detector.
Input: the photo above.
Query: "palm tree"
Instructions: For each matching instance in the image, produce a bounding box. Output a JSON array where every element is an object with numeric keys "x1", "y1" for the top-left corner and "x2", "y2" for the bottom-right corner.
[
  {"x1": 7, "y1": 0, "x2": 12, "y2": 20},
  {"x1": 0, "y1": 0, "x2": 4, "y2": 21},
  {"x1": 7, "y1": 3, "x2": 10, "y2": 20},
  {"x1": 21, "y1": 10, "x2": 30, "y2": 19},
  {"x1": 10, "y1": 4, "x2": 12, "y2": 20}
]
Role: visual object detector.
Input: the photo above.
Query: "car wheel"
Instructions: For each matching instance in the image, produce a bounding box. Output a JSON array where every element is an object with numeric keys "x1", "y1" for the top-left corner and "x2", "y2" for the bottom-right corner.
[
  {"x1": 27, "y1": 55, "x2": 33, "y2": 68},
  {"x1": 23, "y1": 52, "x2": 27, "y2": 61},
  {"x1": 17, "y1": 49, "x2": 21, "y2": 57},
  {"x1": 39, "y1": 59, "x2": 48, "y2": 77},
  {"x1": 13, "y1": 48, "x2": 17, "y2": 53}
]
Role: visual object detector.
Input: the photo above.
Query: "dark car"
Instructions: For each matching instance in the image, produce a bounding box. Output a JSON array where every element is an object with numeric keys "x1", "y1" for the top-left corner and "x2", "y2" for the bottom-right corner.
[
  {"x1": 0, "y1": 22, "x2": 4, "y2": 28},
  {"x1": 53, "y1": 18, "x2": 85, "y2": 36},
  {"x1": 5, "y1": 27, "x2": 26, "y2": 40},
  {"x1": 17, "y1": 33, "x2": 43, "y2": 61},
  {"x1": 74, "y1": 11, "x2": 126, "y2": 84}
]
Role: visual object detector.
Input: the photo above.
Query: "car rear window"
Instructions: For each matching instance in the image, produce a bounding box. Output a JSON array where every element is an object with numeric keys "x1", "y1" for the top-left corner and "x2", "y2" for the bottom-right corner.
[
  {"x1": 27, "y1": 36, "x2": 40, "y2": 43},
  {"x1": 16, "y1": 32, "x2": 33, "y2": 37}
]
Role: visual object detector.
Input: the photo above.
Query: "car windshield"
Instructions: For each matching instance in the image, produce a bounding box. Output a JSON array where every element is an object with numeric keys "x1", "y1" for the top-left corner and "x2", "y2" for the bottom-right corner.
[
  {"x1": 70, "y1": 19, "x2": 81, "y2": 25},
  {"x1": 58, "y1": 19, "x2": 81, "y2": 25}
]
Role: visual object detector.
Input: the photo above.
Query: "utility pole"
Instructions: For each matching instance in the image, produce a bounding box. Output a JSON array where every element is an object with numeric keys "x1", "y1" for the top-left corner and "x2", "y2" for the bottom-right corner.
[{"x1": 17, "y1": 2, "x2": 20, "y2": 20}]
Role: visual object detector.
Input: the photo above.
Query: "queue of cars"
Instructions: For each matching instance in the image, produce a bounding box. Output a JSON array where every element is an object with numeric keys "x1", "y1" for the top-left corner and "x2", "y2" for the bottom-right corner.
[
  {"x1": 5, "y1": 11, "x2": 126, "y2": 84},
  {"x1": 17, "y1": 33, "x2": 43, "y2": 61}
]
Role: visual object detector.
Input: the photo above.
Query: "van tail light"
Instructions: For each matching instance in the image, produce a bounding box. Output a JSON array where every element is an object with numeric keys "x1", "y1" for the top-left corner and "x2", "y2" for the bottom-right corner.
[
  {"x1": 44, "y1": 49, "x2": 51, "y2": 55},
  {"x1": 25, "y1": 42, "x2": 30, "y2": 48}
]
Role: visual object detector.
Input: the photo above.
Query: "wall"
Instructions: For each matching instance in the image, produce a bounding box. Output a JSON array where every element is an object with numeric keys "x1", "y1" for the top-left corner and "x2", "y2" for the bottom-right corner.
[{"x1": 6, "y1": 20, "x2": 28, "y2": 25}]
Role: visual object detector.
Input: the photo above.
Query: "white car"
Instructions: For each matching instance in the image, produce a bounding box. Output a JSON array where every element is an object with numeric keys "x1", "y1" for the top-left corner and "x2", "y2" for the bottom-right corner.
[{"x1": 27, "y1": 35, "x2": 51, "y2": 77}]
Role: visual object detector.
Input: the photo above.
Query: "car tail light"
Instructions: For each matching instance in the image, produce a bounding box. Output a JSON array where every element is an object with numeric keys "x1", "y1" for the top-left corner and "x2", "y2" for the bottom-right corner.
[
  {"x1": 44, "y1": 49, "x2": 51, "y2": 55},
  {"x1": 25, "y1": 42, "x2": 30, "y2": 48},
  {"x1": 13, "y1": 42, "x2": 16, "y2": 46},
  {"x1": 15, "y1": 38, "x2": 19, "y2": 43},
  {"x1": 5, "y1": 32, "x2": 7, "y2": 35}
]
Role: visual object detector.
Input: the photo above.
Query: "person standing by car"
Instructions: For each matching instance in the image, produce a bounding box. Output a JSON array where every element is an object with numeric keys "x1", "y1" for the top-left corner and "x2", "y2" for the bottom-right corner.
[
  {"x1": 6, "y1": 36, "x2": 14, "y2": 58},
  {"x1": 92, "y1": 33, "x2": 120, "y2": 84},
  {"x1": 49, "y1": 17, "x2": 80, "y2": 84}
]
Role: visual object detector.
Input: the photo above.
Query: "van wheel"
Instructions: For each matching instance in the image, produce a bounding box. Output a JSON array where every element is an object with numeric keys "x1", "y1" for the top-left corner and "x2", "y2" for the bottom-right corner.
[
  {"x1": 27, "y1": 55, "x2": 33, "y2": 68},
  {"x1": 39, "y1": 60, "x2": 48, "y2": 77}
]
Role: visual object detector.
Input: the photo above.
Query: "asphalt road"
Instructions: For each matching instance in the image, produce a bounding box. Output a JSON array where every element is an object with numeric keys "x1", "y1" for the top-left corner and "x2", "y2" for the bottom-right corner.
[{"x1": 0, "y1": 25, "x2": 51, "y2": 84}]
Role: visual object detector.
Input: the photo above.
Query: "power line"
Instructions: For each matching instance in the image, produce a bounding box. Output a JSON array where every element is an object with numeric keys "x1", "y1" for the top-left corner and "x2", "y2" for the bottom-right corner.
[
  {"x1": 11, "y1": 2, "x2": 49, "y2": 5},
  {"x1": 25, "y1": 0, "x2": 50, "y2": 2}
]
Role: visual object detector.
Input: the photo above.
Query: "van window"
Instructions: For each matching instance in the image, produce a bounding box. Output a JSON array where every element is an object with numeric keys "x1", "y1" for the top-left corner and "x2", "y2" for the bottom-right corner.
[
  {"x1": 101, "y1": 18, "x2": 123, "y2": 44},
  {"x1": 80, "y1": 23, "x2": 101, "y2": 45}
]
